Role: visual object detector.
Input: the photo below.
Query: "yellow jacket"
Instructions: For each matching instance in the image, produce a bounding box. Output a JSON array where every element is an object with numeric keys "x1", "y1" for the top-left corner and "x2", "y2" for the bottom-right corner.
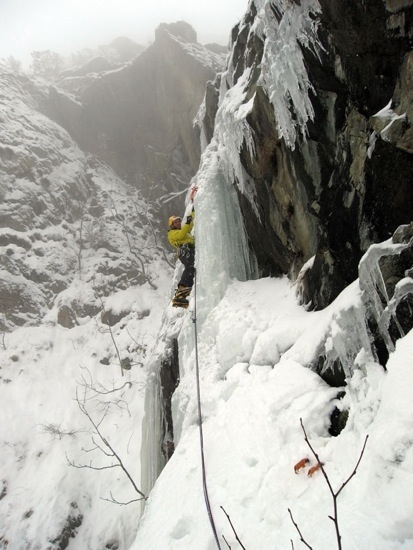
[{"x1": 168, "y1": 212, "x2": 195, "y2": 249}]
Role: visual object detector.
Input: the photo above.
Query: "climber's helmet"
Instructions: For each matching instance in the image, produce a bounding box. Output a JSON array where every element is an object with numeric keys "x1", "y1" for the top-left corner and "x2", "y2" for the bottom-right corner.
[{"x1": 168, "y1": 215, "x2": 181, "y2": 228}]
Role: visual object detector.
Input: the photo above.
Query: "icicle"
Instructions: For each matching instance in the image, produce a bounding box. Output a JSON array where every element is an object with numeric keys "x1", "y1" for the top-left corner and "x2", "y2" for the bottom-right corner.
[
  {"x1": 194, "y1": 99, "x2": 208, "y2": 153},
  {"x1": 140, "y1": 311, "x2": 185, "y2": 500},
  {"x1": 140, "y1": 370, "x2": 166, "y2": 500},
  {"x1": 253, "y1": 0, "x2": 323, "y2": 149},
  {"x1": 212, "y1": 66, "x2": 259, "y2": 215},
  {"x1": 321, "y1": 304, "x2": 375, "y2": 381},
  {"x1": 358, "y1": 237, "x2": 412, "y2": 354},
  {"x1": 194, "y1": 146, "x2": 258, "y2": 322},
  {"x1": 378, "y1": 277, "x2": 413, "y2": 341}
]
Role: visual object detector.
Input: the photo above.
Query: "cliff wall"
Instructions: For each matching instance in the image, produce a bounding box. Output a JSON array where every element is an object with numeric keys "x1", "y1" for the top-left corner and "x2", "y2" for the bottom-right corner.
[
  {"x1": 201, "y1": 0, "x2": 413, "y2": 309},
  {"x1": 46, "y1": 22, "x2": 226, "y2": 209}
]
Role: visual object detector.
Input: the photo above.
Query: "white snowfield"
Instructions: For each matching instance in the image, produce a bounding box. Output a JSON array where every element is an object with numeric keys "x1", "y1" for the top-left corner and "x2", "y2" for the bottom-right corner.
[
  {"x1": 133, "y1": 273, "x2": 413, "y2": 550},
  {"x1": 1, "y1": 0, "x2": 413, "y2": 548}
]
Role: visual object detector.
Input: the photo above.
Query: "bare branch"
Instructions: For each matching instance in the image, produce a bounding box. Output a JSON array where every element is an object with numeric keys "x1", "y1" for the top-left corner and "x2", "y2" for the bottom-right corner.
[
  {"x1": 288, "y1": 508, "x2": 313, "y2": 550},
  {"x1": 100, "y1": 491, "x2": 145, "y2": 506},
  {"x1": 294, "y1": 418, "x2": 369, "y2": 550},
  {"x1": 222, "y1": 534, "x2": 231, "y2": 549},
  {"x1": 336, "y1": 435, "x2": 369, "y2": 498},
  {"x1": 66, "y1": 453, "x2": 120, "y2": 471},
  {"x1": 221, "y1": 506, "x2": 246, "y2": 550},
  {"x1": 67, "y1": 390, "x2": 147, "y2": 501},
  {"x1": 81, "y1": 444, "x2": 100, "y2": 454},
  {"x1": 77, "y1": 367, "x2": 133, "y2": 419},
  {"x1": 95, "y1": 302, "x2": 124, "y2": 378},
  {"x1": 83, "y1": 379, "x2": 132, "y2": 396},
  {"x1": 91, "y1": 435, "x2": 113, "y2": 457},
  {"x1": 299, "y1": 418, "x2": 334, "y2": 497},
  {"x1": 103, "y1": 433, "x2": 146, "y2": 499}
]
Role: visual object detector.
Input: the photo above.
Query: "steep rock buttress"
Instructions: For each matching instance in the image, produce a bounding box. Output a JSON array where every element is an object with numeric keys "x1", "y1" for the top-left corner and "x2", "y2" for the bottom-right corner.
[{"x1": 199, "y1": 0, "x2": 413, "y2": 309}]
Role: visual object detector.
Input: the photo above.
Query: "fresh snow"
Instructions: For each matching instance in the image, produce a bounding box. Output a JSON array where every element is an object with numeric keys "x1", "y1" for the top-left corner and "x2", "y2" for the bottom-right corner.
[
  {"x1": 2, "y1": 256, "x2": 413, "y2": 548},
  {"x1": 133, "y1": 273, "x2": 413, "y2": 550},
  {"x1": 0, "y1": 270, "x2": 172, "y2": 549},
  {"x1": 1, "y1": 1, "x2": 413, "y2": 549},
  {"x1": 167, "y1": 32, "x2": 228, "y2": 72}
]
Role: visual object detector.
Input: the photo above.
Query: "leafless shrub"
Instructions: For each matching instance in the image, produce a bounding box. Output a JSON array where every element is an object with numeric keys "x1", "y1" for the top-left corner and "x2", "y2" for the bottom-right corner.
[
  {"x1": 40, "y1": 423, "x2": 83, "y2": 439},
  {"x1": 289, "y1": 419, "x2": 368, "y2": 550},
  {"x1": 66, "y1": 389, "x2": 146, "y2": 505},
  {"x1": 78, "y1": 365, "x2": 136, "y2": 416}
]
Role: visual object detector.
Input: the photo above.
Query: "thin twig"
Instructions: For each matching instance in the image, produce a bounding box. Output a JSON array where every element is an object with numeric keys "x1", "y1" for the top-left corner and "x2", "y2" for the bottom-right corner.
[
  {"x1": 335, "y1": 435, "x2": 369, "y2": 498},
  {"x1": 67, "y1": 389, "x2": 146, "y2": 501},
  {"x1": 300, "y1": 418, "x2": 335, "y2": 496},
  {"x1": 39, "y1": 423, "x2": 83, "y2": 439},
  {"x1": 100, "y1": 491, "x2": 145, "y2": 505},
  {"x1": 288, "y1": 508, "x2": 313, "y2": 550},
  {"x1": 222, "y1": 534, "x2": 231, "y2": 549},
  {"x1": 80, "y1": 367, "x2": 133, "y2": 395},
  {"x1": 66, "y1": 454, "x2": 119, "y2": 471},
  {"x1": 299, "y1": 418, "x2": 369, "y2": 550},
  {"x1": 221, "y1": 506, "x2": 246, "y2": 550}
]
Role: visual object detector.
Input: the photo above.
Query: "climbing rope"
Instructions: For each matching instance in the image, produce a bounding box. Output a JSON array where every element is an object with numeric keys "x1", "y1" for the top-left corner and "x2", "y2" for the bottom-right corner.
[{"x1": 192, "y1": 272, "x2": 222, "y2": 550}]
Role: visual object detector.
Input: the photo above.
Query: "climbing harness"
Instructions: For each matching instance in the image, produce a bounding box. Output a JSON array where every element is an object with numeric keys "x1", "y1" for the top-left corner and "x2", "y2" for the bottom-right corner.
[
  {"x1": 179, "y1": 243, "x2": 195, "y2": 260},
  {"x1": 192, "y1": 272, "x2": 222, "y2": 550}
]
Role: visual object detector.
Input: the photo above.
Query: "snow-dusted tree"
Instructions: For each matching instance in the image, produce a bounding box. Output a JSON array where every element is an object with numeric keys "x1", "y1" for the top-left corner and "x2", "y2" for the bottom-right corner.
[
  {"x1": 1, "y1": 56, "x2": 22, "y2": 72},
  {"x1": 30, "y1": 50, "x2": 63, "y2": 78},
  {"x1": 67, "y1": 387, "x2": 146, "y2": 505}
]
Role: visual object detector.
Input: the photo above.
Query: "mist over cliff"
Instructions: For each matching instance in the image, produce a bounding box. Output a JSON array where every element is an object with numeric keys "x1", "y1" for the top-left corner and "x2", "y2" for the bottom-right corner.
[{"x1": 45, "y1": 22, "x2": 227, "y2": 214}]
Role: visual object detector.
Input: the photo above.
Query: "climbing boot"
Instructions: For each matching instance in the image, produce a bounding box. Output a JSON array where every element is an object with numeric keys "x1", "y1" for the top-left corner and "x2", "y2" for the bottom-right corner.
[
  {"x1": 175, "y1": 285, "x2": 192, "y2": 299},
  {"x1": 172, "y1": 296, "x2": 189, "y2": 308}
]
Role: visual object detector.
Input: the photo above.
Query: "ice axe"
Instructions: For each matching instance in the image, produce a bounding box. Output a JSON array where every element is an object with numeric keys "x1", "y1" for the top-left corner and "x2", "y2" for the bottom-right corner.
[{"x1": 189, "y1": 185, "x2": 198, "y2": 203}]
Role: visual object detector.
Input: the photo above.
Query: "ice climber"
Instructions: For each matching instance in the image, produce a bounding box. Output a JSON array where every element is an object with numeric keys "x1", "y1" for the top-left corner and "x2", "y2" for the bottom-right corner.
[{"x1": 168, "y1": 187, "x2": 197, "y2": 308}]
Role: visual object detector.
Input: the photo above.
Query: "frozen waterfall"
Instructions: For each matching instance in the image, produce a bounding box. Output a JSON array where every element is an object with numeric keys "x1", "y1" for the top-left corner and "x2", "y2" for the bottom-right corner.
[
  {"x1": 140, "y1": 0, "x2": 327, "y2": 516},
  {"x1": 194, "y1": 147, "x2": 258, "y2": 323}
]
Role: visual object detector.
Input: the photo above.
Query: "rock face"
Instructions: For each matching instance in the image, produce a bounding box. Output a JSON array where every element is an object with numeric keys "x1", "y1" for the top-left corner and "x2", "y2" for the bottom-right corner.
[
  {"x1": 45, "y1": 22, "x2": 227, "y2": 212},
  {"x1": 0, "y1": 22, "x2": 225, "y2": 332},
  {"x1": 292, "y1": 221, "x2": 413, "y2": 388},
  {"x1": 203, "y1": 0, "x2": 413, "y2": 309},
  {"x1": 0, "y1": 68, "x2": 166, "y2": 331}
]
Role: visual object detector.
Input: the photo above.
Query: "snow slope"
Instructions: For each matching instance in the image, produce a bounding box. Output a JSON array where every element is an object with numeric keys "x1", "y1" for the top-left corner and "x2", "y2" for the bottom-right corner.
[
  {"x1": 0, "y1": 269, "x2": 173, "y2": 549},
  {"x1": 133, "y1": 274, "x2": 413, "y2": 550}
]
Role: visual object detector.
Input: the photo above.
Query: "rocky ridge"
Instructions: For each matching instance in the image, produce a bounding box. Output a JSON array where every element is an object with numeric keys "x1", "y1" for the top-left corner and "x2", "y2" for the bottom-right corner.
[{"x1": 44, "y1": 22, "x2": 227, "y2": 214}]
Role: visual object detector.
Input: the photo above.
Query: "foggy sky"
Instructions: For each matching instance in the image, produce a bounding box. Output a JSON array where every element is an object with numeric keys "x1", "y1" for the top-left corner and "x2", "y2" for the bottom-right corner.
[{"x1": 1, "y1": 0, "x2": 248, "y2": 66}]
